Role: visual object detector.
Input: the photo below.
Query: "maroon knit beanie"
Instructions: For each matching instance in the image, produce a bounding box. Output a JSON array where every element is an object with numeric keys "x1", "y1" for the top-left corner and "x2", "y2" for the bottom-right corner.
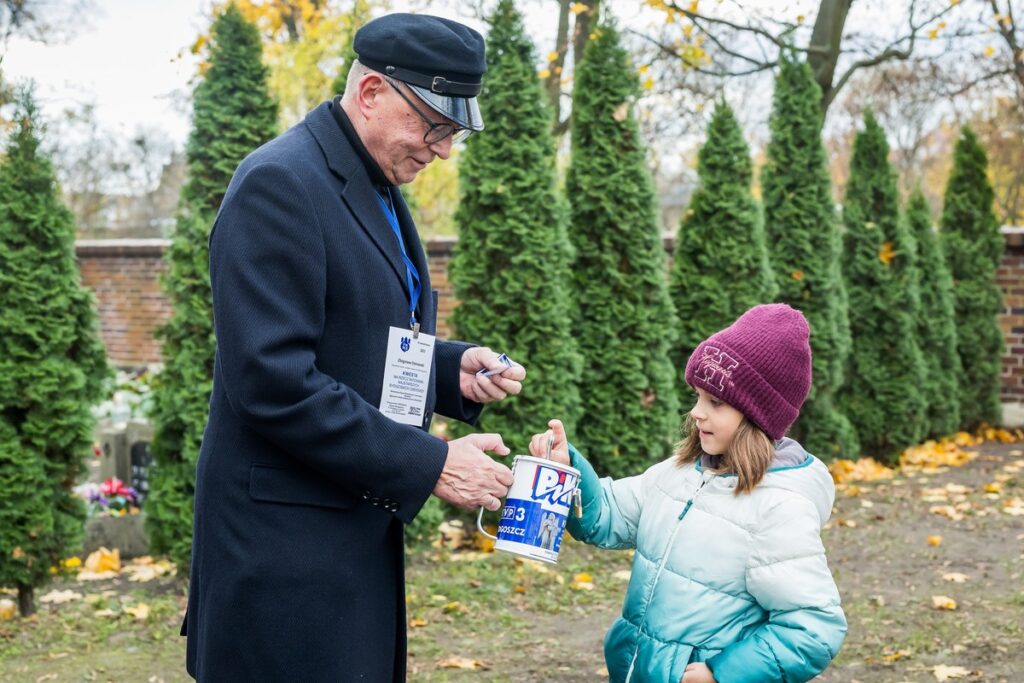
[{"x1": 684, "y1": 304, "x2": 812, "y2": 440}]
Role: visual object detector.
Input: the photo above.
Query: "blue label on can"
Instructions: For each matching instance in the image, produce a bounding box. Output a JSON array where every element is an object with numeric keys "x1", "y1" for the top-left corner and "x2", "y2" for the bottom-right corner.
[{"x1": 497, "y1": 498, "x2": 567, "y2": 553}]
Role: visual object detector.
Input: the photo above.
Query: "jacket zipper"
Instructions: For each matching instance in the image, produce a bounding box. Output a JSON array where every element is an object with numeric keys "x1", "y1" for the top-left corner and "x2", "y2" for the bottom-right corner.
[{"x1": 624, "y1": 471, "x2": 715, "y2": 682}]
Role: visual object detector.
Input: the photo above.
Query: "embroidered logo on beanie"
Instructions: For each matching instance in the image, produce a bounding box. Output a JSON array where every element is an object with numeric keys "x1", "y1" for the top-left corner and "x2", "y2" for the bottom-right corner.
[{"x1": 694, "y1": 346, "x2": 739, "y2": 392}]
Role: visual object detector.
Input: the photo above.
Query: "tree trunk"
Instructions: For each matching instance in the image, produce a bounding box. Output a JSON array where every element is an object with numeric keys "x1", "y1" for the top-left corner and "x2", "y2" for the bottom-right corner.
[
  {"x1": 572, "y1": 0, "x2": 600, "y2": 75},
  {"x1": 545, "y1": 0, "x2": 571, "y2": 127},
  {"x1": 807, "y1": 0, "x2": 853, "y2": 113},
  {"x1": 17, "y1": 583, "x2": 35, "y2": 617}
]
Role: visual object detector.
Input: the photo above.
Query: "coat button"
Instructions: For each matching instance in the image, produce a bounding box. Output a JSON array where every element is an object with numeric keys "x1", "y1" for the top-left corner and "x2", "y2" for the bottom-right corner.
[
  {"x1": 362, "y1": 491, "x2": 371, "y2": 501},
  {"x1": 371, "y1": 497, "x2": 380, "y2": 506}
]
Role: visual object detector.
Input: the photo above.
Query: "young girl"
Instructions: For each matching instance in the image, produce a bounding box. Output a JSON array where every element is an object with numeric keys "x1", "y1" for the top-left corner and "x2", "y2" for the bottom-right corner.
[{"x1": 529, "y1": 304, "x2": 846, "y2": 683}]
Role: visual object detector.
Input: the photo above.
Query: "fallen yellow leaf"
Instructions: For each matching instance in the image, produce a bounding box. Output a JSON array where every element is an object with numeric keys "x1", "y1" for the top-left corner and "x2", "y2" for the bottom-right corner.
[
  {"x1": 84, "y1": 547, "x2": 121, "y2": 573},
  {"x1": 927, "y1": 535, "x2": 943, "y2": 546},
  {"x1": 442, "y1": 601, "x2": 467, "y2": 615},
  {"x1": 39, "y1": 590, "x2": 83, "y2": 605},
  {"x1": 1003, "y1": 498, "x2": 1024, "y2": 516},
  {"x1": 881, "y1": 648, "x2": 912, "y2": 662},
  {"x1": 472, "y1": 531, "x2": 495, "y2": 553},
  {"x1": 570, "y1": 572, "x2": 595, "y2": 591},
  {"x1": 932, "y1": 664, "x2": 972, "y2": 681},
  {"x1": 437, "y1": 656, "x2": 489, "y2": 670},
  {"x1": 901, "y1": 439, "x2": 976, "y2": 471},
  {"x1": 409, "y1": 617, "x2": 428, "y2": 628},
  {"x1": 830, "y1": 458, "x2": 894, "y2": 484},
  {"x1": 930, "y1": 505, "x2": 965, "y2": 521},
  {"x1": 124, "y1": 603, "x2": 150, "y2": 620},
  {"x1": 942, "y1": 573, "x2": 969, "y2": 583},
  {"x1": 931, "y1": 595, "x2": 957, "y2": 610}
]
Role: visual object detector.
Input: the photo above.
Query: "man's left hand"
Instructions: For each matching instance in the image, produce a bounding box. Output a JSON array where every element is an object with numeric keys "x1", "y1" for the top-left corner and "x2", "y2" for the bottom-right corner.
[{"x1": 459, "y1": 347, "x2": 525, "y2": 404}]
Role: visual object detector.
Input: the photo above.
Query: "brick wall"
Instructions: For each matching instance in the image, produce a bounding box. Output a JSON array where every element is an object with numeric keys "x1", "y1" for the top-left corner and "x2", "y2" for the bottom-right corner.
[
  {"x1": 76, "y1": 240, "x2": 170, "y2": 366},
  {"x1": 76, "y1": 231, "x2": 1024, "y2": 419},
  {"x1": 998, "y1": 228, "x2": 1024, "y2": 417}
]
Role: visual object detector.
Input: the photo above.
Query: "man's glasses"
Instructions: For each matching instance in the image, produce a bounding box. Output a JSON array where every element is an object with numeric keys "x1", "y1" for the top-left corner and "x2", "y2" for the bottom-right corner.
[{"x1": 385, "y1": 77, "x2": 470, "y2": 145}]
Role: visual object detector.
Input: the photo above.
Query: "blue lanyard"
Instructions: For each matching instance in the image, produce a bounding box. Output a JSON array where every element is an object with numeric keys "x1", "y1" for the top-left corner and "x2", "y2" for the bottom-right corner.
[{"x1": 377, "y1": 187, "x2": 421, "y2": 330}]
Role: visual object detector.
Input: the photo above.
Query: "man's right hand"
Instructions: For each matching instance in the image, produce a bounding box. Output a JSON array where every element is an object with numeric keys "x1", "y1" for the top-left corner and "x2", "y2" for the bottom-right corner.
[{"x1": 433, "y1": 433, "x2": 514, "y2": 511}]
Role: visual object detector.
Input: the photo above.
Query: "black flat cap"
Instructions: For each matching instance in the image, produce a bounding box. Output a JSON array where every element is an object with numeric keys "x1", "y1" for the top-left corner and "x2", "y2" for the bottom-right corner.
[{"x1": 354, "y1": 13, "x2": 485, "y2": 131}]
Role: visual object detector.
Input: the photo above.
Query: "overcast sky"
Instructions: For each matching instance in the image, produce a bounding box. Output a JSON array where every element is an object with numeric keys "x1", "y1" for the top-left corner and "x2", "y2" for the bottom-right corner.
[
  {"x1": 1, "y1": 0, "x2": 516, "y2": 147},
  {"x1": 4, "y1": 0, "x2": 212, "y2": 145}
]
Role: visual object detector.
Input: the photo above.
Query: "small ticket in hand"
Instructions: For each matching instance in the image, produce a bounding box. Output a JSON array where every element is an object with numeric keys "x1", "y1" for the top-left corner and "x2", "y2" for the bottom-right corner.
[{"x1": 477, "y1": 353, "x2": 515, "y2": 377}]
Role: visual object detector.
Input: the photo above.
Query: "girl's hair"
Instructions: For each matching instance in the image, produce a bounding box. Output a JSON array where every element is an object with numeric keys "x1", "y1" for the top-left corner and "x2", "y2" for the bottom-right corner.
[{"x1": 674, "y1": 415, "x2": 774, "y2": 494}]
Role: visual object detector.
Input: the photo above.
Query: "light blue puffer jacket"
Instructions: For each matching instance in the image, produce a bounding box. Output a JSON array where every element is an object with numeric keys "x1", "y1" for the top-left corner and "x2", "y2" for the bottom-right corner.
[{"x1": 567, "y1": 438, "x2": 846, "y2": 683}]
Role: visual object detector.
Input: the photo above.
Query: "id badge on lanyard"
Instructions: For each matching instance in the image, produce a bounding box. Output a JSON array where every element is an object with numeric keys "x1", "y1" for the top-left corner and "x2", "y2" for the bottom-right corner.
[{"x1": 376, "y1": 188, "x2": 433, "y2": 425}]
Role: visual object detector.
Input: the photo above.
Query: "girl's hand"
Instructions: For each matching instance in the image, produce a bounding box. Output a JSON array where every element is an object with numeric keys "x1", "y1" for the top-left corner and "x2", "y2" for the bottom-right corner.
[
  {"x1": 528, "y1": 419, "x2": 570, "y2": 466},
  {"x1": 681, "y1": 663, "x2": 716, "y2": 683}
]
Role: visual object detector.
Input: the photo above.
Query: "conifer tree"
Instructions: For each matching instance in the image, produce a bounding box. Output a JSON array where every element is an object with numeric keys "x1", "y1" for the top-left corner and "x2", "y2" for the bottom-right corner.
[
  {"x1": 840, "y1": 112, "x2": 926, "y2": 459},
  {"x1": 762, "y1": 56, "x2": 858, "y2": 459},
  {"x1": 330, "y1": 0, "x2": 372, "y2": 96},
  {"x1": 450, "y1": 0, "x2": 582, "y2": 451},
  {"x1": 146, "y1": 4, "x2": 277, "y2": 569},
  {"x1": 0, "y1": 89, "x2": 109, "y2": 615},
  {"x1": 907, "y1": 188, "x2": 961, "y2": 437},
  {"x1": 566, "y1": 20, "x2": 679, "y2": 476},
  {"x1": 670, "y1": 101, "x2": 776, "y2": 369},
  {"x1": 941, "y1": 127, "x2": 1005, "y2": 429}
]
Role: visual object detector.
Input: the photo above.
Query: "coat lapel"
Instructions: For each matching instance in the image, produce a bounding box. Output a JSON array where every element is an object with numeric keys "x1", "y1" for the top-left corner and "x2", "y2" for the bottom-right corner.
[{"x1": 303, "y1": 102, "x2": 409, "y2": 296}]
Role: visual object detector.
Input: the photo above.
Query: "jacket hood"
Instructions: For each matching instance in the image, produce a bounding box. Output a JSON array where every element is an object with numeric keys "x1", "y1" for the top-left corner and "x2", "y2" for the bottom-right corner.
[{"x1": 759, "y1": 437, "x2": 836, "y2": 528}]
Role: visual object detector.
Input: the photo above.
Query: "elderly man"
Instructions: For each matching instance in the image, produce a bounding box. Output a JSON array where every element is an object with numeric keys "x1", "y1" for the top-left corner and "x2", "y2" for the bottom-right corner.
[{"x1": 183, "y1": 13, "x2": 522, "y2": 682}]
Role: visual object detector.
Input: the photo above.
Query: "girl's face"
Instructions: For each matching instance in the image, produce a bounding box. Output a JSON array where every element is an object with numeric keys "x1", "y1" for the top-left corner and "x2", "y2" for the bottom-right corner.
[{"x1": 688, "y1": 386, "x2": 745, "y2": 455}]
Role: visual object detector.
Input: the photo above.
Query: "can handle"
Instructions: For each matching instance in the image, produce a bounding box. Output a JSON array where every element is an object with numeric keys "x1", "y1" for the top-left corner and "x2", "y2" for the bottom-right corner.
[{"x1": 476, "y1": 506, "x2": 498, "y2": 540}]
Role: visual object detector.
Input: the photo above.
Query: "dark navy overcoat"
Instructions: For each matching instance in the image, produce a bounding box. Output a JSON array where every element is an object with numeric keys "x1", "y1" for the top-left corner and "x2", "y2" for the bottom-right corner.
[{"x1": 183, "y1": 101, "x2": 480, "y2": 682}]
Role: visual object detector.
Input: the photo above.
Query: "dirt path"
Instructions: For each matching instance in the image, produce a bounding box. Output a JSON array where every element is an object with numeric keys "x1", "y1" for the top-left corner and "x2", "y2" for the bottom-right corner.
[{"x1": 818, "y1": 441, "x2": 1024, "y2": 682}]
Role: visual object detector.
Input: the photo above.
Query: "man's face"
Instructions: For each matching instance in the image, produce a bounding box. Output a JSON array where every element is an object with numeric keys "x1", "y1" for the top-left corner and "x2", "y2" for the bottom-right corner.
[{"x1": 361, "y1": 76, "x2": 455, "y2": 185}]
